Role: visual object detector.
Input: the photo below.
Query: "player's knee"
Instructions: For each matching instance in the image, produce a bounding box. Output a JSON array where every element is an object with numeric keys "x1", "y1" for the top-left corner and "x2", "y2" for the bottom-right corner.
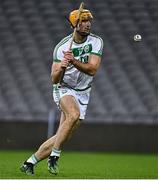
[{"x1": 68, "y1": 110, "x2": 80, "y2": 123}]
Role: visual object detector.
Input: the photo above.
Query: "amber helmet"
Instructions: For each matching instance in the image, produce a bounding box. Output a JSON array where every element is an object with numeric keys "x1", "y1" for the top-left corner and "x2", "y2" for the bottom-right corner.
[{"x1": 69, "y1": 9, "x2": 93, "y2": 27}]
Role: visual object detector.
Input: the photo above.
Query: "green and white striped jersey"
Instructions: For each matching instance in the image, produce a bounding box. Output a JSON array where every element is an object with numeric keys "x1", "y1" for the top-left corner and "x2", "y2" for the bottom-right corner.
[{"x1": 53, "y1": 33, "x2": 104, "y2": 90}]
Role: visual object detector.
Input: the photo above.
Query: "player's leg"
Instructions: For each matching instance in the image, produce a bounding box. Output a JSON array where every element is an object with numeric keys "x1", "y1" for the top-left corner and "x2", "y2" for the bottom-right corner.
[
  {"x1": 20, "y1": 112, "x2": 65, "y2": 175},
  {"x1": 35, "y1": 113, "x2": 80, "y2": 160},
  {"x1": 54, "y1": 95, "x2": 80, "y2": 149},
  {"x1": 48, "y1": 95, "x2": 80, "y2": 174},
  {"x1": 35, "y1": 112, "x2": 65, "y2": 160},
  {"x1": 20, "y1": 110, "x2": 80, "y2": 175}
]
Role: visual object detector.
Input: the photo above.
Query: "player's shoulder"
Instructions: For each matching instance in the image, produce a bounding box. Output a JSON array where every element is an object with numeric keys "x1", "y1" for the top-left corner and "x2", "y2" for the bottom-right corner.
[
  {"x1": 55, "y1": 34, "x2": 72, "y2": 49},
  {"x1": 53, "y1": 34, "x2": 72, "y2": 60},
  {"x1": 88, "y1": 33, "x2": 104, "y2": 49},
  {"x1": 53, "y1": 34, "x2": 72, "y2": 54},
  {"x1": 89, "y1": 33, "x2": 103, "y2": 42}
]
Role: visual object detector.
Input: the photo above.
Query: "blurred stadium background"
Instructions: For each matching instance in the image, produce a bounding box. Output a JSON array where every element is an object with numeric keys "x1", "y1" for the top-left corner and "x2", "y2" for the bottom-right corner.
[{"x1": 0, "y1": 0, "x2": 158, "y2": 153}]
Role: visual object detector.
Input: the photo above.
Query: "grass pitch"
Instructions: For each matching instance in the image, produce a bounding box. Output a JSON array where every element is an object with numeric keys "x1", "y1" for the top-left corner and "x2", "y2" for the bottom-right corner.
[{"x1": 0, "y1": 151, "x2": 158, "y2": 179}]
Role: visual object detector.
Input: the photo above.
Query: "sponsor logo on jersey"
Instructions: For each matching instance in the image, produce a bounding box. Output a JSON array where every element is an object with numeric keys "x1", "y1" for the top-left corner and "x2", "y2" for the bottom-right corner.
[{"x1": 72, "y1": 44, "x2": 92, "y2": 57}]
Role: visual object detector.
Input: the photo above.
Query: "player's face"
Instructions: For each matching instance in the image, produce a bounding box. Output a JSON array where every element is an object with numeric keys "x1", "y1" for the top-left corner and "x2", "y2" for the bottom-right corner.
[{"x1": 78, "y1": 19, "x2": 92, "y2": 36}]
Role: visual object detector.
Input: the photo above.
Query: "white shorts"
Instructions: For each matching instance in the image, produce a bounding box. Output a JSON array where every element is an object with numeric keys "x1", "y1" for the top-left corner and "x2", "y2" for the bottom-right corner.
[{"x1": 53, "y1": 85, "x2": 91, "y2": 120}]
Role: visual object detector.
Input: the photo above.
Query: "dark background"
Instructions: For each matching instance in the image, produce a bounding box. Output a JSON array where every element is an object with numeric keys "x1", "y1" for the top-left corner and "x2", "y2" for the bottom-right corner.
[{"x1": 0, "y1": 0, "x2": 158, "y2": 152}]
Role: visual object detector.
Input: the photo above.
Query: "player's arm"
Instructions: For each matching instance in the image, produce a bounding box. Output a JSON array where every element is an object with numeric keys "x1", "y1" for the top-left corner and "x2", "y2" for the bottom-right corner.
[
  {"x1": 72, "y1": 54, "x2": 101, "y2": 76},
  {"x1": 63, "y1": 51, "x2": 101, "y2": 76},
  {"x1": 51, "y1": 42, "x2": 70, "y2": 84},
  {"x1": 51, "y1": 59, "x2": 69, "y2": 84}
]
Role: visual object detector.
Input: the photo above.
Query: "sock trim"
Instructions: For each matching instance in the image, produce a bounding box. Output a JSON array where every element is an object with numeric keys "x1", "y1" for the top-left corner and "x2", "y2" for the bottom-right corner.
[
  {"x1": 27, "y1": 154, "x2": 39, "y2": 165},
  {"x1": 33, "y1": 154, "x2": 39, "y2": 162},
  {"x1": 53, "y1": 148, "x2": 61, "y2": 153},
  {"x1": 50, "y1": 148, "x2": 61, "y2": 157}
]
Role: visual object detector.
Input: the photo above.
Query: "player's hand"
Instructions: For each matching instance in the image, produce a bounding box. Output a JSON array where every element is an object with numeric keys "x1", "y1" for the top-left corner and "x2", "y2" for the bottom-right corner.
[
  {"x1": 61, "y1": 59, "x2": 70, "y2": 68},
  {"x1": 63, "y1": 50, "x2": 75, "y2": 63}
]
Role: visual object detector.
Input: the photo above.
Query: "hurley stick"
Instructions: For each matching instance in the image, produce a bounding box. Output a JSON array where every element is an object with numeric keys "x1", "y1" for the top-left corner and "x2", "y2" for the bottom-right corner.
[{"x1": 59, "y1": 2, "x2": 84, "y2": 85}]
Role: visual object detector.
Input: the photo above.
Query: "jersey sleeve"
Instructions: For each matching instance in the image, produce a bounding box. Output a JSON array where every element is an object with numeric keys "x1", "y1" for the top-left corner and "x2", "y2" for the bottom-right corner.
[
  {"x1": 53, "y1": 44, "x2": 64, "y2": 63},
  {"x1": 90, "y1": 37, "x2": 104, "y2": 57},
  {"x1": 53, "y1": 34, "x2": 72, "y2": 63}
]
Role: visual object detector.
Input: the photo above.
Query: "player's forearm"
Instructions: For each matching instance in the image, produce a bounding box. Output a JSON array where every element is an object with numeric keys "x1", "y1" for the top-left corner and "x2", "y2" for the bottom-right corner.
[
  {"x1": 71, "y1": 59, "x2": 96, "y2": 76},
  {"x1": 51, "y1": 68, "x2": 63, "y2": 84},
  {"x1": 51, "y1": 59, "x2": 70, "y2": 84}
]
